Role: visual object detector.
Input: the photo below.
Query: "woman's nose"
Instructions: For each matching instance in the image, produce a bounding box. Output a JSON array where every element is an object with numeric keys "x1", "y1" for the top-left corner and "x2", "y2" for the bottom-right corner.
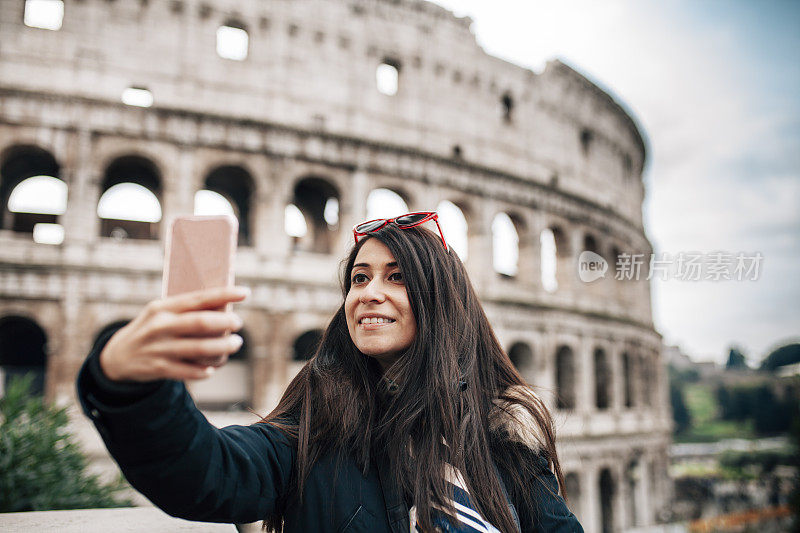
[{"x1": 360, "y1": 279, "x2": 387, "y2": 303}]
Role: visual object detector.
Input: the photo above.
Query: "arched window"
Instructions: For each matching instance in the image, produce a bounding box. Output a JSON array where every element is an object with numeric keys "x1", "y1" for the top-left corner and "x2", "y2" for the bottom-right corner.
[
  {"x1": 501, "y1": 92, "x2": 514, "y2": 123},
  {"x1": 285, "y1": 204, "x2": 308, "y2": 238},
  {"x1": 508, "y1": 342, "x2": 534, "y2": 377},
  {"x1": 492, "y1": 213, "x2": 519, "y2": 277},
  {"x1": 584, "y1": 234, "x2": 599, "y2": 255},
  {"x1": 623, "y1": 352, "x2": 634, "y2": 408},
  {"x1": 540, "y1": 228, "x2": 557, "y2": 292},
  {"x1": 7, "y1": 176, "x2": 67, "y2": 244},
  {"x1": 555, "y1": 345, "x2": 575, "y2": 410},
  {"x1": 121, "y1": 87, "x2": 153, "y2": 108},
  {"x1": 24, "y1": 0, "x2": 63, "y2": 31},
  {"x1": 594, "y1": 348, "x2": 611, "y2": 410},
  {"x1": 366, "y1": 188, "x2": 409, "y2": 220},
  {"x1": 293, "y1": 330, "x2": 323, "y2": 362},
  {"x1": 324, "y1": 197, "x2": 339, "y2": 226},
  {"x1": 289, "y1": 177, "x2": 340, "y2": 253},
  {"x1": 1, "y1": 145, "x2": 63, "y2": 243},
  {"x1": 98, "y1": 156, "x2": 162, "y2": 240},
  {"x1": 376, "y1": 59, "x2": 400, "y2": 96},
  {"x1": 195, "y1": 190, "x2": 235, "y2": 216},
  {"x1": 0, "y1": 316, "x2": 48, "y2": 396},
  {"x1": 626, "y1": 460, "x2": 639, "y2": 526},
  {"x1": 217, "y1": 22, "x2": 249, "y2": 61},
  {"x1": 97, "y1": 183, "x2": 162, "y2": 240},
  {"x1": 580, "y1": 129, "x2": 593, "y2": 157},
  {"x1": 288, "y1": 330, "x2": 323, "y2": 382},
  {"x1": 199, "y1": 165, "x2": 254, "y2": 246},
  {"x1": 641, "y1": 355, "x2": 653, "y2": 407},
  {"x1": 436, "y1": 200, "x2": 468, "y2": 260},
  {"x1": 543, "y1": 226, "x2": 569, "y2": 292},
  {"x1": 599, "y1": 468, "x2": 616, "y2": 533}
]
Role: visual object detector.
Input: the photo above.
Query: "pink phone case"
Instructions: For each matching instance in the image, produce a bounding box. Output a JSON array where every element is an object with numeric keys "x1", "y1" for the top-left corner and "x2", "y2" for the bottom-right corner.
[{"x1": 162, "y1": 215, "x2": 238, "y2": 311}]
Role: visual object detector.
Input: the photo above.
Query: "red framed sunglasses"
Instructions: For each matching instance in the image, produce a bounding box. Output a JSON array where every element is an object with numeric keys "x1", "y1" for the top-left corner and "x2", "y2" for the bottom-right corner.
[{"x1": 352, "y1": 211, "x2": 449, "y2": 252}]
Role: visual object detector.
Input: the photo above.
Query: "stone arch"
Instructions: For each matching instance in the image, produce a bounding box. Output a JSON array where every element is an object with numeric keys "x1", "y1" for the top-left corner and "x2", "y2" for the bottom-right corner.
[
  {"x1": 594, "y1": 347, "x2": 612, "y2": 410},
  {"x1": 191, "y1": 327, "x2": 252, "y2": 411},
  {"x1": 623, "y1": 351, "x2": 634, "y2": 408},
  {"x1": 0, "y1": 145, "x2": 64, "y2": 240},
  {"x1": 199, "y1": 165, "x2": 255, "y2": 246},
  {"x1": 216, "y1": 19, "x2": 250, "y2": 61},
  {"x1": 436, "y1": 199, "x2": 470, "y2": 261},
  {"x1": 287, "y1": 329, "x2": 323, "y2": 383},
  {"x1": 366, "y1": 187, "x2": 411, "y2": 220},
  {"x1": 0, "y1": 315, "x2": 48, "y2": 396},
  {"x1": 289, "y1": 176, "x2": 340, "y2": 253},
  {"x1": 293, "y1": 329, "x2": 323, "y2": 362},
  {"x1": 583, "y1": 233, "x2": 600, "y2": 256},
  {"x1": 98, "y1": 155, "x2": 163, "y2": 240},
  {"x1": 580, "y1": 128, "x2": 593, "y2": 157},
  {"x1": 492, "y1": 212, "x2": 519, "y2": 277},
  {"x1": 599, "y1": 467, "x2": 617, "y2": 533},
  {"x1": 555, "y1": 345, "x2": 576, "y2": 410},
  {"x1": 541, "y1": 224, "x2": 569, "y2": 292},
  {"x1": 640, "y1": 353, "x2": 653, "y2": 407},
  {"x1": 507, "y1": 341, "x2": 534, "y2": 378},
  {"x1": 500, "y1": 91, "x2": 514, "y2": 123},
  {"x1": 626, "y1": 459, "x2": 639, "y2": 526}
]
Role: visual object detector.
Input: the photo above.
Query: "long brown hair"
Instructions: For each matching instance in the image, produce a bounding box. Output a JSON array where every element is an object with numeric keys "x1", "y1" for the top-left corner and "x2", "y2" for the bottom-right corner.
[{"x1": 262, "y1": 224, "x2": 567, "y2": 532}]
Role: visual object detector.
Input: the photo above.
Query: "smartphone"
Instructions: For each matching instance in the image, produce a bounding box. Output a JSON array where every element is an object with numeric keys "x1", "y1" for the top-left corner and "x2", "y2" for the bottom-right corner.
[{"x1": 162, "y1": 215, "x2": 238, "y2": 311}]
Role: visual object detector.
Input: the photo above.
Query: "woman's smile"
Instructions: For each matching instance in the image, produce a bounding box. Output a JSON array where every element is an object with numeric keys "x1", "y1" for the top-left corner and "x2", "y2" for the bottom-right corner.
[{"x1": 358, "y1": 314, "x2": 397, "y2": 328}]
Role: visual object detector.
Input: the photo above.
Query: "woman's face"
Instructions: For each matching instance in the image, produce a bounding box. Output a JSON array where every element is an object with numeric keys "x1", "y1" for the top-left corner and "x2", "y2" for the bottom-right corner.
[{"x1": 345, "y1": 238, "x2": 417, "y2": 372}]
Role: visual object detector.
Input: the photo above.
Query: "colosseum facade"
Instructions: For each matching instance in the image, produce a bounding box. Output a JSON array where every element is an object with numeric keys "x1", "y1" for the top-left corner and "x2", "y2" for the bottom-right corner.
[{"x1": 0, "y1": 0, "x2": 672, "y2": 531}]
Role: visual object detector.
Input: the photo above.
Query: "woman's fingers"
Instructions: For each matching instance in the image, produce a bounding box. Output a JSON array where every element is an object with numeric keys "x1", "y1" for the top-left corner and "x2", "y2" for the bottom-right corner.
[
  {"x1": 194, "y1": 354, "x2": 229, "y2": 367},
  {"x1": 153, "y1": 358, "x2": 218, "y2": 381},
  {"x1": 148, "y1": 310, "x2": 243, "y2": 338},
  {"x1": 150, "y1": 334, "x2": 244, "y2": 360},
  {"x1": 154, "y1": 286, "x2": 250, "y2": 314}
]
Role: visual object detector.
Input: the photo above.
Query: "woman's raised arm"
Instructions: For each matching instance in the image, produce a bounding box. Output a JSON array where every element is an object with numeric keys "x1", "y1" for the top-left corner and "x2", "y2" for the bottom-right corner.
[{"x1": 76, "y1": 287, "x2": 296, "y2": 524}]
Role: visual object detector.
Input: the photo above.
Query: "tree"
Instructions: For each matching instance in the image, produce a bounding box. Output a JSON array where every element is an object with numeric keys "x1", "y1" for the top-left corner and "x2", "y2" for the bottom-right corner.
[
  {"x1": 790, "y1": 414, "x2": 800, "y2": 532},
  {"x1": 0, "y1": 375, "x2": 132, "y2": 512},
  {"x1": 725, "y1": 346, "x2": 748, "y2": 370},
  {"x1": 670, "y1": 381, "x2": 691, "y2": 434},
  {"x1": 760, "y1": 343, "x2": 800, "y2": 372}
]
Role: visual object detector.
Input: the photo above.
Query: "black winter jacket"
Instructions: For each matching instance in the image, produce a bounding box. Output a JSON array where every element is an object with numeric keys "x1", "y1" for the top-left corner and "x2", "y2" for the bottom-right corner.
[{"x1": 77, "y1": 329, "x2": 583, "y2": 532}]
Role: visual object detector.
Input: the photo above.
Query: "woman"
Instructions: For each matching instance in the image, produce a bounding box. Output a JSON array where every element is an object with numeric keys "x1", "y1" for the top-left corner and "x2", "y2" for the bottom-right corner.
[{"x1": 77, "y1": 212, "x2": 583, "y2": 532}]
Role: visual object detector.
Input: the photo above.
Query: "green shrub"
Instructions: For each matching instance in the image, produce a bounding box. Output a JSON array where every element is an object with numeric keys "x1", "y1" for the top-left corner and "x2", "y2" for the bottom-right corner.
[{"x1": 0, "y1": 374, "x2": 132, "y2": 512}]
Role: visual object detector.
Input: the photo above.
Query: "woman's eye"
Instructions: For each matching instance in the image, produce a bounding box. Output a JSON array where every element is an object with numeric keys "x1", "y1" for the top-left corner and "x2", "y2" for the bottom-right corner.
[
  {"x1": 352, "y1": 273, "x2": 368, "y2": 284},
  {"x1": 389, "y1": 272, "x2": 404, "y2": 282}
]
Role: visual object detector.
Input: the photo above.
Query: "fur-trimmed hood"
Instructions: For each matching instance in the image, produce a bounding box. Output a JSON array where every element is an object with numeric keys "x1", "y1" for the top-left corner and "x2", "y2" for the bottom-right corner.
[{"x1": 488, "y1": 385, "x2": 546, "y2": 454}]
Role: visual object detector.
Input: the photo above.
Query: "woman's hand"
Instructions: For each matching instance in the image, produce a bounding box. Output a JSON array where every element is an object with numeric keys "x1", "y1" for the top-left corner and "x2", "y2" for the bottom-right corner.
[{"x1": 99, "y1": 286, "x2": 250, "y2": 382}]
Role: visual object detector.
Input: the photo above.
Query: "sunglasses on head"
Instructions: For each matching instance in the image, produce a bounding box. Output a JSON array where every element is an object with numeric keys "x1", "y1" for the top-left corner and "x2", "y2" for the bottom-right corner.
[{"x1": 352, "y1": 211, "x2": 449, "y2": 252}]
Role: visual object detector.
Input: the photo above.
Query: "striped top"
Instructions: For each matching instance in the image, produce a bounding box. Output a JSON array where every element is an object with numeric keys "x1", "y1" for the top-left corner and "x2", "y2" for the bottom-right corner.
[{"x1": 409, "y1": 463, "x2": 501, "y2": 533}]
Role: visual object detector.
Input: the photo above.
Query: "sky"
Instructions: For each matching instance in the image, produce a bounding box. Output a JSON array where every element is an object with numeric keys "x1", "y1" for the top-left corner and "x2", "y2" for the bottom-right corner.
[{"x1": 429, "y1": 0, "x2": 800, "y2": 365}]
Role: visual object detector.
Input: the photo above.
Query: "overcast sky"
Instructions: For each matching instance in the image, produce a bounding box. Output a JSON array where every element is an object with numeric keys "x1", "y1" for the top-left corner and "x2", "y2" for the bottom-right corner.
[{"x1": 430, "y1": 0, "x2": 800, "y2": 364}]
